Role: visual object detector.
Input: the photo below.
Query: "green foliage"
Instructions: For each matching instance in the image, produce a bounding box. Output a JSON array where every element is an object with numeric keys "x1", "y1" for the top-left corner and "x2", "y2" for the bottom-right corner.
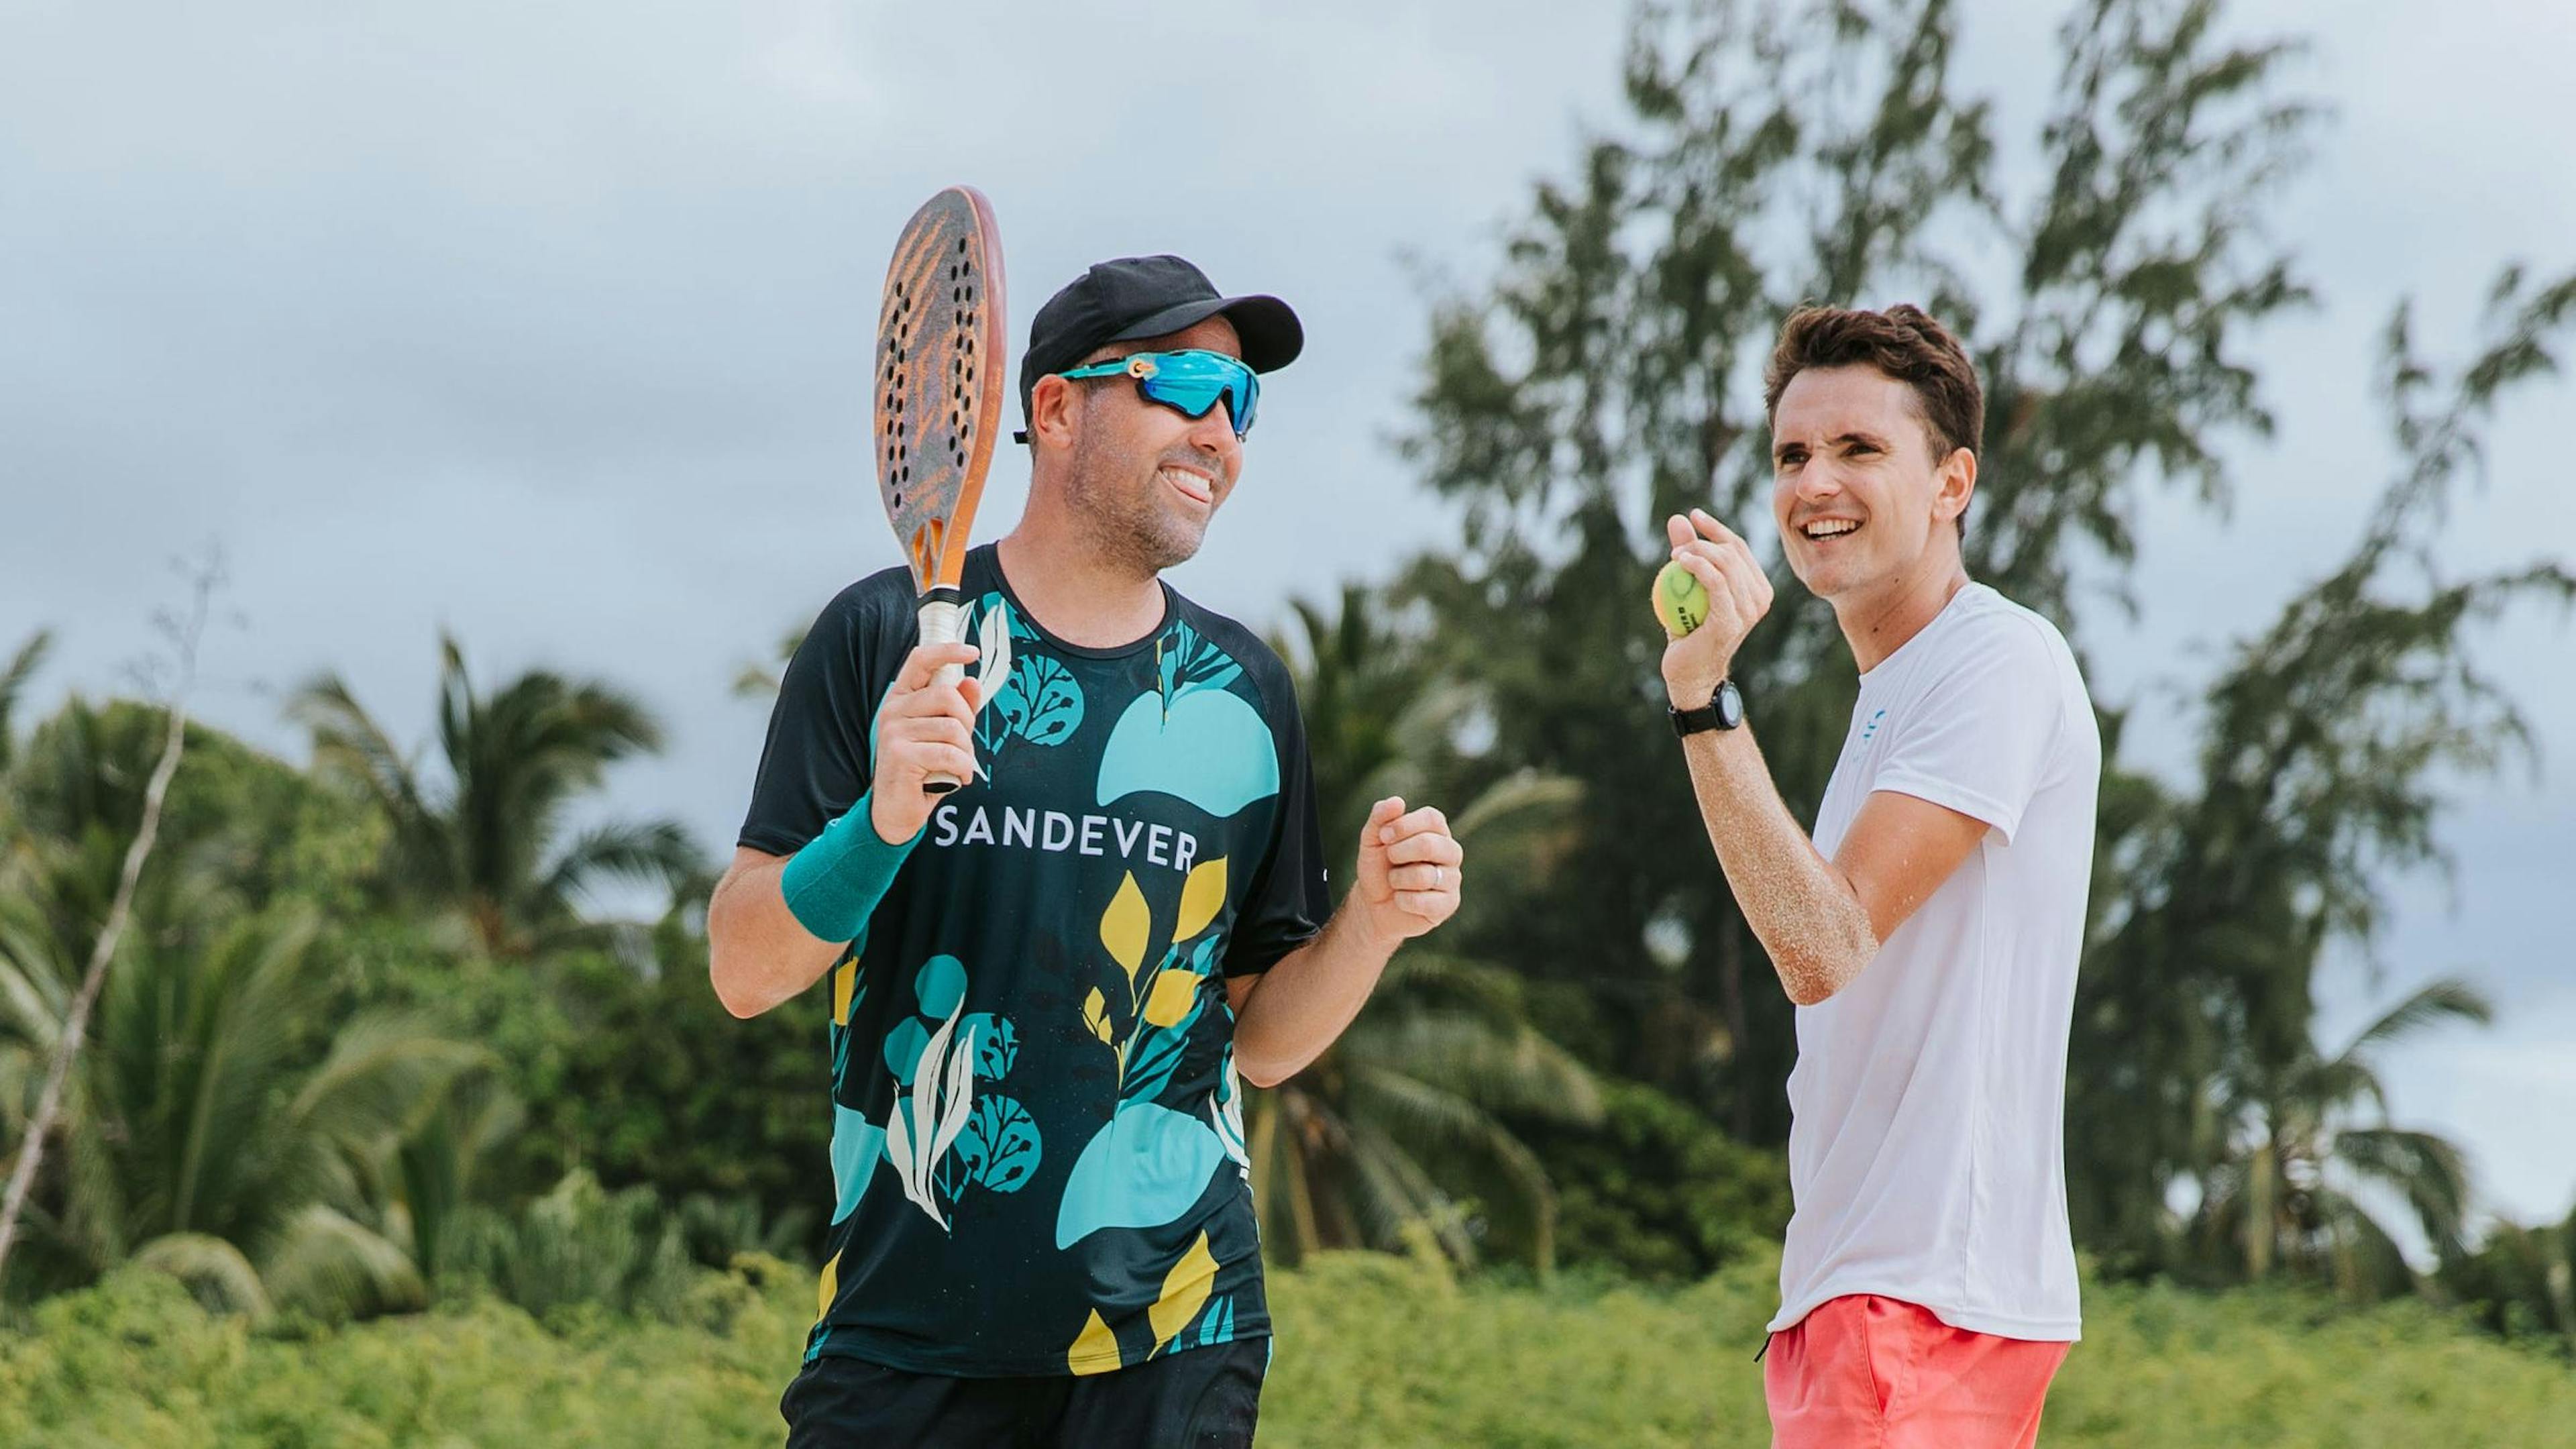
[
  {"x1": 1250, "y1": 590, "x2": 1603, "y2": 1273},
  {"x1": 1510, "y1": 1078, "x2": 1790, "y2": 1283},
  {"x1": 0, "y1": 753, "x2": 478, "y2": 1316},
  {"x1": 290, "y1": 634, "x2": 701, "y2": 956},
  {"x1": 1399, "y1": 0, "x2": 2322, "y2": 1150},
  {"x1": 2066, "y1": 271, "x2": 2576, "y2": 1275},
  {"x1": 2440, "y1": 1203, "x2": 2576, "y2": 1357},
  {"x1": 0, "y1": 632, "x2": 50, "y2": 778},
  {"x1": 438, "y1": 1171, "x2": 695, "y2": 1326},
  {"x1": 9, "y1": 1253, "x2": 2576, "y2": 1448},
  {"x1": 2184, "y1": 979, "x2": 2490, "y2": 1295},
  {"x1": 1398, "y1": 0, "x2": 2572, "y2": 1299},
  {"x1": 340, "y1": 933, "x2": 827, "y2": 1248},
  {"x1": 0, "y1": 1258, "x2": 803, "y2": 1448}
]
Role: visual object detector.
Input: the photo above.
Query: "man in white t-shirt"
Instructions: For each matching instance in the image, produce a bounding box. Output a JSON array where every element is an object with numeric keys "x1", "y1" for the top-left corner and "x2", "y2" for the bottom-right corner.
[{"x1": 1658, "y1": 303, "x2": 2100, "y2": 1449}]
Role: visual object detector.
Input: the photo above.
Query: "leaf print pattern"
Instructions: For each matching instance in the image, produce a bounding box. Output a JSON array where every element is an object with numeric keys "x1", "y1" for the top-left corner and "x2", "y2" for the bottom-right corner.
[
  {"x1": 1067, "y1": 1307, "x2": 1121, "y2": 1375},
  {"x1": 963, "y1": 1013, "x2": 1018, "y2": 1079},
  {"x1": 885, "y1": 1001, "x2": 977, "y2": 1230},
  {"x1": 1175, "y1": 856, "x2": 1228, "y2": 941},
  {"x1": 1123, "y1": 937, "x2": 1219, "y2": 1104},
  {"x1": 1147, "y1": 1230, "x2": 1219, "y2": 1353},
  {"x1": 950, "y1": 1093, "x2": 1041, "y2": 1195},
  {"x1": 969, "y1": 592, "x2": 1084, "y2": 769},
  {"x1": 1100, "y1": 871, "x2": 1150, "y2": 981},
  {"x1": 1155, "y1": 619, "x2": 1244, "y2": 716}
]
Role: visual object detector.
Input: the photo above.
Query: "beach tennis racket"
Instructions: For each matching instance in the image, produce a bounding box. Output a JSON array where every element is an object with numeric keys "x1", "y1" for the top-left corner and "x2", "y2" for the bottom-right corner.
[{"x1": 873, "y1": 186, "x2": 1010, "y2": 794}]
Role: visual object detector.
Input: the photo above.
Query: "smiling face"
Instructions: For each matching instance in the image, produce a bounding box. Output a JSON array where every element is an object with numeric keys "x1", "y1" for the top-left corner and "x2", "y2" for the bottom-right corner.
[
  {"x1": 1770, "y1": 363, "x2": 1974, "y2": 604},
  {"x1": 1043, "y1": 314, "x2": 1246, "y2": 576}
]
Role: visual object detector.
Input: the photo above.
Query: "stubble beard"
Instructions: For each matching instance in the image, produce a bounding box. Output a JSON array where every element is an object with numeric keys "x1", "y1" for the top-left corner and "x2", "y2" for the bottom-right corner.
[{"x1": 1066, "y1": 429, "x2": 1211, "y2": 578}]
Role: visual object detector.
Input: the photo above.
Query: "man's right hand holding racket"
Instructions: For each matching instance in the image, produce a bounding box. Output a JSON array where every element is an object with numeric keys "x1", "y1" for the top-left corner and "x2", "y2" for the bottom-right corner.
[
  {"x1": 707, "y1": 639, "x2": 982, "y2": 1020},
  {"x1": 867, "y1": 642, "x2": 985, "y2": 844}
]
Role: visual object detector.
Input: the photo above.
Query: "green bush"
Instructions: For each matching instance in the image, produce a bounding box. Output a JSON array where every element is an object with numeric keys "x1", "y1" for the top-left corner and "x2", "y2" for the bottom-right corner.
[
  {"x1": 1506, "y1": 1079, "x2": 1792, "y2": 1283},
  {"x1": 8, "y1": 1250, "x2": 2575, "y2": 1447}
]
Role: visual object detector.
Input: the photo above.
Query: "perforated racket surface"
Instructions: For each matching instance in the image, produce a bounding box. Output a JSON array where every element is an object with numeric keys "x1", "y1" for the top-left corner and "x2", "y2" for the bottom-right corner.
[
  {"x1": 875, "y1": 186, "x2": 1006, "y2": 600},
  {"x1": 873, "y1": 186, "x2": 1007, "y2": 794}
]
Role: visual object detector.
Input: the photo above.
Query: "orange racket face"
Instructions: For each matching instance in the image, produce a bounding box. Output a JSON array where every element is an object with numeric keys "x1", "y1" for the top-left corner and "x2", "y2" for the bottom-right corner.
[{"x1": 874, "y1": 186, "x2": 1007, "y2": 596}]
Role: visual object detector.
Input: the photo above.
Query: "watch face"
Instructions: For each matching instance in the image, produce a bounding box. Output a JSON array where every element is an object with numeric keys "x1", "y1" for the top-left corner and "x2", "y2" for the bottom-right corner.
[{"x1": 1716, "y1": 681, "x2": 1744, "y2": 728}]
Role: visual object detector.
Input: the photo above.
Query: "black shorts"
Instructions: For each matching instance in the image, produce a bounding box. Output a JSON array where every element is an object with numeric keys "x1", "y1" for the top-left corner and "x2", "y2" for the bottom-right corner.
[{"x1": 780, "y1": 1340, "x2": 1268, "y2": 1449}]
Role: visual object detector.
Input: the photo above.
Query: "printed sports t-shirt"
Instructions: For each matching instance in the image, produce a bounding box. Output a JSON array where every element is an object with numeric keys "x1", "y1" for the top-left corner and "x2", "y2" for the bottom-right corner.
[
  {"x1": 739, "y1": 544, "x2": 1328, "y2": 1377},
  {"x1": 1770, "y1": 582, "x2": 2100, "y2": 1343}
]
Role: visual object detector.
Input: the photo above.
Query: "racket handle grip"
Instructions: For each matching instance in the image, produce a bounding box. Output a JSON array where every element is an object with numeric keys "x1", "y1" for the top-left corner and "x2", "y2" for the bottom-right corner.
[{"x1": 918, "y1": 594, "x2": 969, "y2": 796}]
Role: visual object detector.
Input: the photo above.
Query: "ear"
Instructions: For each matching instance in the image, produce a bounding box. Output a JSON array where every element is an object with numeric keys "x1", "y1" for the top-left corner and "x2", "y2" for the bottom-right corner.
[
  {"x1": 1932, "y1": 445, "x2": 1977, "y2": 525},
  {"x1": 1028, "y1": 373, "x2": 1083, "y2": 452}
]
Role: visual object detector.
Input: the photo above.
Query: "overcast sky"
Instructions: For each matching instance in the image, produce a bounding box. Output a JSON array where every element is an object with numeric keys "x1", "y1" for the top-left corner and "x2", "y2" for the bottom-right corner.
[{"x1": 5, "y1": 1, "x2": 2571, "y2": 1225}]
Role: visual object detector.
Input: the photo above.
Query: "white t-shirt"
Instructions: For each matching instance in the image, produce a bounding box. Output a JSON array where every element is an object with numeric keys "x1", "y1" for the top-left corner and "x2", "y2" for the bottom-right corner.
[{"x1": 1768, "y1": 582, "x2": 2100, "y2": 1342}]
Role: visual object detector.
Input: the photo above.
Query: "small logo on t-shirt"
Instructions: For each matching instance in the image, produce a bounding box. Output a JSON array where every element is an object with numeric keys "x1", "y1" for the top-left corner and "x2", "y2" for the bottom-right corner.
[{"x1": 1861, "y1": 708, "x2": 1888, "y2": 743}]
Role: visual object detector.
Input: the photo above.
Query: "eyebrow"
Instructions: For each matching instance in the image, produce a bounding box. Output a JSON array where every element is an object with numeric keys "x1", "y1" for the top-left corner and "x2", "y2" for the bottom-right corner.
[{"x1": 1773, "y1": 430, "x2": 1891, "y2": 462}]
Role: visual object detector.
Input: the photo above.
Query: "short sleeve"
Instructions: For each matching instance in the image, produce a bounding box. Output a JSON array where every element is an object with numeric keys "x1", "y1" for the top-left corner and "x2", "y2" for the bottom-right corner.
[
  {"x1": 1222, "y1": 675, "x2": 1330, "y2": 979},
  {"x1": 1870, "y1": 619, "x2": 2065, "y2": 845},
  {"x1": 737, "y1": 580, "x2": 909, "y2": 857}
]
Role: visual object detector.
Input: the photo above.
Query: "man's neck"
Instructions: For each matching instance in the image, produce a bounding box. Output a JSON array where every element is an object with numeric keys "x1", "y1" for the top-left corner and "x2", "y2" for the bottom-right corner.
[
  {"x1": 1831, "y1": 551, "x2": 1971, "y2": 674},
  {"x1": 995, "y1": 502, "x2": 1167, "y2": 649}
]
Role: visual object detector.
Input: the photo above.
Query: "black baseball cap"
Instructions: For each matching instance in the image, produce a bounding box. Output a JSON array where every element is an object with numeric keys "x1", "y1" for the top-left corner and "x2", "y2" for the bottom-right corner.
[{"x1": 1014, "y1": 255, "x2": 1303, "y2": 441}]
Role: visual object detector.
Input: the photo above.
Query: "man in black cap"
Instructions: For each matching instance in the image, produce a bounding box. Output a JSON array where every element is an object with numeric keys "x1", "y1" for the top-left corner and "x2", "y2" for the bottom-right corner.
[{"x1": 708, "y1": 256, "x2": 1465, "y2": 1447}]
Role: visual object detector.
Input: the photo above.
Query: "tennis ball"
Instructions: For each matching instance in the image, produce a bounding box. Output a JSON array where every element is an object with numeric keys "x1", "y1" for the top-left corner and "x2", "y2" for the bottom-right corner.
[{"x1": 1652, "y1": 559, "x2": 1711, "y2": 637}]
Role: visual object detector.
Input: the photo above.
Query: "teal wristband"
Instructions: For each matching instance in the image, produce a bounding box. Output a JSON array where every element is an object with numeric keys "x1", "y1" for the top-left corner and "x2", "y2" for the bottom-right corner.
[{"x1": 779, "y1": 793, "x2": 922, "y2": 942}]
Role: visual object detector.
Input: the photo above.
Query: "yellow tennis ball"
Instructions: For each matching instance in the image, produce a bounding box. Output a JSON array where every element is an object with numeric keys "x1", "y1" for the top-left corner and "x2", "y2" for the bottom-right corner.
[{"x1": 1652, "y1": 560, "x2": 1710, "y2": 637}]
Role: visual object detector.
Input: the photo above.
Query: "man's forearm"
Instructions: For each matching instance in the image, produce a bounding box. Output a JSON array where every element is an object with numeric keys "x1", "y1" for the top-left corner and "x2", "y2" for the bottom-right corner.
[
  {"x1": 708, "y1": 854, "x2": 843, "y2": 1018},
  {"x1": 1677, "y1": 723, "x2": 1876, "y2": 1005},
  {"x1": 709, "y1": 795, "x2": 924, "y2": 1019},
  {"x1": 1228, "y1": 905, "x2": 1399, "y2": 1088}
]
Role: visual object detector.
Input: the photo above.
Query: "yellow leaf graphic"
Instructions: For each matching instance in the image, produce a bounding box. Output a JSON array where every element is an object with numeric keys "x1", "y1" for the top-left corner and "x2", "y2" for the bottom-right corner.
[
  {"x1": 1175, "y1": 856, "x2": 1228, "y2": 941},
  {"x1": 1100, "y1": 871, "x2": 1150, "y2": 977},
  {"x1": 831, "y1": 959, "x2": 857, "y2": 1026},
  {"x1": 1148, "y1": 1231, "x2": 1219, "y2": 1353},
  {"x1": 1142, "y1": 964, "x2": 1200, "y2": 1028},
  {"x1": 815, "y1": 1252, "x2": 838, "y2": 1323},
  {"x1": 1067, "y1": 1307, "x2": 1122, "y2": 1375},
  {"x1": 1081, "y1": 987, "x2": 1112, "y2": 1045}
]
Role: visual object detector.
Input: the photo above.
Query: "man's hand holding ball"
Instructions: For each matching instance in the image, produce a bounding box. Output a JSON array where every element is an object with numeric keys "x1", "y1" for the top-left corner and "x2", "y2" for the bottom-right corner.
[{"x1": 1658, "y1": 508, "x2": 1774, "y2": 707}]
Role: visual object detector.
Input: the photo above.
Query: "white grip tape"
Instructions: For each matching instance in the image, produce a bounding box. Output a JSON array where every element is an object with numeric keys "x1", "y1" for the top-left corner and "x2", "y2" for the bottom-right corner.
[
  {"x1": 916, "y1": 597, "x2": 969, "y2": 793},
  {"x1": 918, "y1": 598, "x2": 968, "y2": 686}
]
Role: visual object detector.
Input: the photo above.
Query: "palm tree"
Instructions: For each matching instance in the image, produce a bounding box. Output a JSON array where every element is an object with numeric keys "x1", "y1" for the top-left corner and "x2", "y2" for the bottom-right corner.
[
  {"x1": 2188, "y1": 978, "x2": 2491, "y2": 1299},
  {"x1": 290, "y1": 634, "x2": 701, "y2": 955},
  {"x1": 1250, "y1": 588, "x2": 1602, "y2": 1273},
  {"x1": 0, "y1": 892, "x2": 483, "y2": 1316},
  {"x1": 0, "y1": 630, "x2": 50, "y2": 777},
  {"x1": 731, "y1": 623, "x2": 807, "y2": 701},
  {"x1": 2441, "y1": 1203, "x2": 2576, "y2": 1353}
]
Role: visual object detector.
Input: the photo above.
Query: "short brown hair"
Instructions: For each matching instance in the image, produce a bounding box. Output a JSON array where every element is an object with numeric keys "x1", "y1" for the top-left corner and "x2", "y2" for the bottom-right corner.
[{"x1": 1762, "y1": 303, "x2": 1983, "y2": 464}]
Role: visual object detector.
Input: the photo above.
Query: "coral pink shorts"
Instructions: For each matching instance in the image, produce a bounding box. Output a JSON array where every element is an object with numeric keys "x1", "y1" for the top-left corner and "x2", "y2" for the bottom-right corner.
[{"x1": 1764, "y1": 1294, "x2": 2070, "y2": 1448}]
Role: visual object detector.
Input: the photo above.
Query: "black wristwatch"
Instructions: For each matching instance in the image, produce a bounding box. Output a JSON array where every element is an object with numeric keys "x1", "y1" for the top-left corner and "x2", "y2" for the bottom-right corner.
[{"x1": 1668, "y1": 680, "x2": 1745, "y2": 737}]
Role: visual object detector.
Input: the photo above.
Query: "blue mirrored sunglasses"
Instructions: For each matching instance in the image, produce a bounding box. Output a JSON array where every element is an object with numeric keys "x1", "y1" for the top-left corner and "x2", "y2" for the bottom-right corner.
[{"x1": 1057, "y1": 350, "x2": 1261, "y2": 439}]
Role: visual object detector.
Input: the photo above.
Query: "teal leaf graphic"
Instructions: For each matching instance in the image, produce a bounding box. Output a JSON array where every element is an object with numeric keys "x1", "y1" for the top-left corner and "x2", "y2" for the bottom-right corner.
[
  {"x1": 1055, "y1": 1102, "x2": 1227, "y2": 1248},
  {"x1": 1122, "y1": 997, "x2": 1207, "y2": 1106},
  {"x1": 963, "y1": 1013, "x2": 1018, "y2": 1079},
  {"x1": 883, "y1": 1017, "x2": 930, "y2": 1085},
  {"x1": 957, "y1": 1093, "x2": 1042, "y2": 1194},
  {"x1": 980, "y1": 649, "x2": 1085, "y2": 759},
  {"x1": 1196, "y1": 1294, "x2": 1235, "y2": 1348},
  {"x1": 830, "y1": 1104, "x2": 886, "y2": 1223},
  {"x1": 1158, "y1": 620, "x2": 1244, "y2": 704},
  {"x1": 1094, "y1": 690, "x2": 1281, "y2": 816},
  {"x1": 1012, "y1": 654, "x2": 1084, "y2": 745},
  {"x1": 914, "y1": 955, "x2": 967, "y2": 1019}
]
